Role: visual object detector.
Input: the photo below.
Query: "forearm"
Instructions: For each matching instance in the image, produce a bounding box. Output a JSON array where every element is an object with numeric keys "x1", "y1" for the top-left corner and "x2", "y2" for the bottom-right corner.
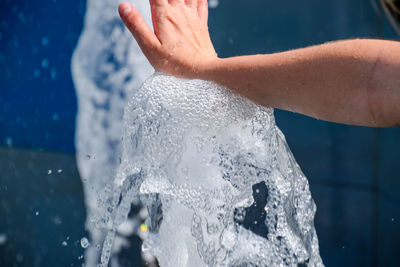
[
  {"x1": 120, "y1": 3, "x2": 400, "y2": 127},
  {"x1": 201, "y1": 39, "x2": 400, "y2": 127}
]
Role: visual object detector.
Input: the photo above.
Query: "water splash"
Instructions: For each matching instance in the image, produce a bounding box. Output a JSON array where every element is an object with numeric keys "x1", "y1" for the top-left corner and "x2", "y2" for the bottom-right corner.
[
  {"x1": 73, "y1": 0, "x2": 323, "y2": 265},
  {"x1": 71, "y1": 0, "x2": 153, "y2": 266},
  {"x1": 98, "y1": 74, "x2": 324, "y2": 267}
]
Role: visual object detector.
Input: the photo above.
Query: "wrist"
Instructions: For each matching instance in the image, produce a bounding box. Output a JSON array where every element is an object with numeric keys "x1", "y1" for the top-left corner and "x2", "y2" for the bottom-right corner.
[{"x1": 197, "y1": 56, "x2": 224, "y2": 82}]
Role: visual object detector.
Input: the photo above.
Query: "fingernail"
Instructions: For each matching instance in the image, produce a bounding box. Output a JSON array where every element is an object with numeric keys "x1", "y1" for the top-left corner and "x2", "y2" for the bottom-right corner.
[{"x1": 119, "y1": 3, "x2": 132, "y2": 18}]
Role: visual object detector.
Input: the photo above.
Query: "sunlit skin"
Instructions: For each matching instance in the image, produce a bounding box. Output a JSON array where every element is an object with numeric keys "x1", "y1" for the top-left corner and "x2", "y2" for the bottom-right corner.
[{"x1": 119, "y1": 0, "x2": 400, "y2": 127}]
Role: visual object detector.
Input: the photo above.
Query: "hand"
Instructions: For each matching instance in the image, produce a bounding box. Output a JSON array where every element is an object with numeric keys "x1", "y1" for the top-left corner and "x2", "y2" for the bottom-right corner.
[{"x1": 119, "y1": 0, "x2": 218, "y2": 78}]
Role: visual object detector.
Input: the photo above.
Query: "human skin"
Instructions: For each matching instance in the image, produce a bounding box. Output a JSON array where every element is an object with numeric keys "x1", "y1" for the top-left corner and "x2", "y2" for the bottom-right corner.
[{"x1": 118, "y1": 0, "x2": 400, "y2": 127}]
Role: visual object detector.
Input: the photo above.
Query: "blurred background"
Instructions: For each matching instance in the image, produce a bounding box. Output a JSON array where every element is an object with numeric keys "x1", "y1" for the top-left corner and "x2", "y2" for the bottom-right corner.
[{"x1": 1, "y1": 0, "x2": 399, "y2": 266}]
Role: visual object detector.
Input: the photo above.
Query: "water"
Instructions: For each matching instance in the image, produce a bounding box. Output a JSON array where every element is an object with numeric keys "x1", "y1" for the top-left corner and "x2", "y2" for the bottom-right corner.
[
  {"x1": 72, "y1": 0, "x2": 323, "y2": 266},
  {"x1": 71, "y1": 0, "x2": 153, "y2": 266},
  {"x1": 209, "y1": 0, "x2": 219, "y2": 9},
  {"x1": 97, "y1": 74, "x2": 323, "y2": 266},
  {"x1": 0, "y1": 234, "x2": 7, "y2": 245},
  {"x1": 81, "y1": 237, "x2": 90, "y2": 249}
]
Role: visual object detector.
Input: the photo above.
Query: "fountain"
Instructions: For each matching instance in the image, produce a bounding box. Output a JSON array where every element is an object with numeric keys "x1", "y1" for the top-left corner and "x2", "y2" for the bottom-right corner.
[
  {"x1": 97, "y1": 74, "x2": 324, "y2": 267},
  {"x1": 71, "y1": 0, "x2": 153, "y2": 266},
  {"x1": 73, "y1": 1, "x2": 323, "y2": 266}
]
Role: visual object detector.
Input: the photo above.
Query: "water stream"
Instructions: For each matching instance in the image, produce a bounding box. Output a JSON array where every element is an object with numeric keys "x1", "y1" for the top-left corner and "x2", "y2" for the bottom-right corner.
[
  {"x1": 71, "y1": 0, "x2": 153, "y2": 266},
  {"x1": 72, "y1": 1, "x2": 323, "y2": 266},
  {"x1": 98, "y1": 73, "x2": 323, "y2": 267}
]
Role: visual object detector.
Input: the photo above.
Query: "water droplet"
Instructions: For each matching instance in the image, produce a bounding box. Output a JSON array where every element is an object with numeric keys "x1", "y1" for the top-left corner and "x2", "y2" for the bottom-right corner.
[
  {"x1": 16, "y1": 253, "x2": 24, "y2": 262},
  {"x1": 18, "y1": 12, "x2": 26, "y2": 24},
  {"x1": 41, "y1": 58, "x2": 49, "y2": 68},
  {"x1": 62, "y1": 241, "x2": 68, "y2": 246},
  {"x1": 208, "y1": 0, "x2": 219, "y2": 8},
  {"x1": 35, "y1": 211, "x2": 39, "y2": 216},
  {"x1": 41, "y1": 37, "x2": 50, "y2": 46},
  {"x1": 57, "y1": 169, "x2": 62, "y2": 173},
  {"x1": 80, "y1": 237, "x2": 90, "y2": 248},
  {"x1": 34, "y1": 69, "x2": 40, "y2": 78},
  {"x1": 48, "y1": 169, "x2": 52, "y2": 175},
  {"x1": 5, "y1": 137, "x2": 13, "y2": 147},
  {"x1": 52, "y1": 113, "x2": 59, "y2": 121},
  {"x1": 391, "y1": 218, "x2": 395, "y2": 222},
  {"x1": 50, "y1": 68, "x2": 57, "y2": 80},
  {"x1": 0, "y1": 234, "x2": 7, "y2": 245},
  {"x1": 53, "y1": 216, "x2": 62, "y2": 225}
]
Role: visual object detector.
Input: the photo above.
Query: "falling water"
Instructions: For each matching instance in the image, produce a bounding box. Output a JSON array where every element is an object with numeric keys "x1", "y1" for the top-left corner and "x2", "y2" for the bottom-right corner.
[
  {"x1": 97, "y1": 74, "x2": 324, "y2": 267},
  {"x1": 71, "y1": 0, "x2": 153, "y2": 266},
  {"x1": 72, "y1": 0, "x2": 323, "y2": 266}
]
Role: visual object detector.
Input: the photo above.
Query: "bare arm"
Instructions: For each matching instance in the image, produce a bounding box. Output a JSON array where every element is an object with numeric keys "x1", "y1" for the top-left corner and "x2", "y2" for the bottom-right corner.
[
  {"x1": 119, "y1": 0, "x2": 400, "y2": 127},
  {"x1": 203, "y1": 39, "x2": 400, "y2": 127}
]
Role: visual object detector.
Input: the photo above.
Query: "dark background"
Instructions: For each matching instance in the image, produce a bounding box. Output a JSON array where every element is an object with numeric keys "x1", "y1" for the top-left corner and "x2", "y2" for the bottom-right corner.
[{"x1": 1, "y1": 0, "x2": 399, "y2": 266}]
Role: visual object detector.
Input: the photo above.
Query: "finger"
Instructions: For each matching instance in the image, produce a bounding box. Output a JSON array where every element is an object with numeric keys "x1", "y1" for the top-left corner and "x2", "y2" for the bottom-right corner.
[
  {"x1": 185, "y1": 0, "x2": 196, "y2": 8},
  {"x1": 197, "y1": 0, "x2": 208, "y2": 24},
  {"x1": 168, "y1": 0, "x2": 183, "y2": 5},
  {"x1": 149, "y1": 0, "x2": 168, "y2": 6},
  {"x1": 119, "y1": 3, "x2": 161, "y2": 56},
  {"x1": 149, "y1": 0, "x2": 168, "y2": 36}
]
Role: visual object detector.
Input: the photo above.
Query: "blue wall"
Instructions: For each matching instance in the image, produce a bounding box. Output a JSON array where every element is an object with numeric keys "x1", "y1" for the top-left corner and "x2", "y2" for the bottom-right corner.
[{"x1": 0, "y1": 0, "x2": 85, "y2": 152}]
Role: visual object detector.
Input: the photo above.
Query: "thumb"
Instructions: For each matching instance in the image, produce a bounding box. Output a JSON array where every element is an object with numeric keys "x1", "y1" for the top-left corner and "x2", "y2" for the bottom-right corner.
[{"x1": 119, "y1": 2, "x2": 161, "y2": 58}]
